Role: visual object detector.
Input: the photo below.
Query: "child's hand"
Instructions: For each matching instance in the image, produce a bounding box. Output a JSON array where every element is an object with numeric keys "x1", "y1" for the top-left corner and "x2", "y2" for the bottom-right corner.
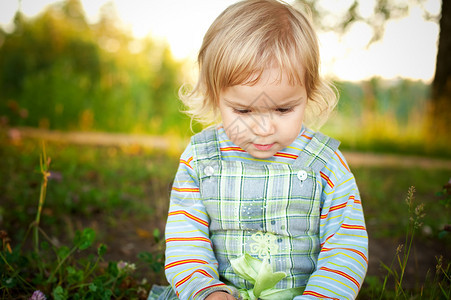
[{"x1": 205, "y1": 291, "x2": 236, "y2": 300}]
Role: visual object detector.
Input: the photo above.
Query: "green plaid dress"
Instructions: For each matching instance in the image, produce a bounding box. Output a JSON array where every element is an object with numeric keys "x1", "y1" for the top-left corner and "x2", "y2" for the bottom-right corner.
[
  {"x1": 149, "y1": 126, "x2": 347, "y2": 300},
  {"x1": 193, "y1": 127, "x2": 340, "y2": 291}
]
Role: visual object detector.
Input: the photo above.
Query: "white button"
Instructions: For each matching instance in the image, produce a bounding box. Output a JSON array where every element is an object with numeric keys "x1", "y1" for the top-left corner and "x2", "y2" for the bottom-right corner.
[
  {"x1": 297, "y1": 170, "x2": 308, "y2": 181},
  {"x1": 204, "y1": 166, "x2": 214, "y2": 176}
]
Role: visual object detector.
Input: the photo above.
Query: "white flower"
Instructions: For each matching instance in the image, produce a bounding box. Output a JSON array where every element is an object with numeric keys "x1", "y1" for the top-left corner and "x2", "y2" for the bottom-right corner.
[{"x1": 117, "y1": 261, "x2": 136, "y2": 274}]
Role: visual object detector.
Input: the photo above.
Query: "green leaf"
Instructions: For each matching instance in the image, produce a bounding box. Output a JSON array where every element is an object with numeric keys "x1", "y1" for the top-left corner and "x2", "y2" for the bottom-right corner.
[
  {"x1": 66, "y1": 265, "x2": 84, "y2": 285},
  {"x1": 56, "y1": 246, "x2": 70, "y2": 260},
  {"x1": 89, "y1": 283, "x2": 97, "y2": 292},
  {"x1": 97, "y1": 243, "x2": 107, "y2": 257},
  {"x1": 52, "y1": 285, "x2": 68, "y2": 300},
  {"x1": 137, "y1": 251, "x2": 153, "y2": 263},
  {"x1": 107, "y1": 261, "x2": 119, "y2": 277},
  {"x1": 101, "y1": 290, "x2": 113, "y2": 300},
  {"x1": 40, "y1": 241, "x2": 50, "y2": 251},
  {"x1": 74, "y1": 228, "x2": 96, "y2": 250},
  {"x1": 153, "y1": 228, "x2": 161, "y2": 242},
  {"x1": 253, "y1": 260, "x2": 286, "y2": 297},
  {"x1": 2, "y1": 277, "x2": 16, "y2": 288}
]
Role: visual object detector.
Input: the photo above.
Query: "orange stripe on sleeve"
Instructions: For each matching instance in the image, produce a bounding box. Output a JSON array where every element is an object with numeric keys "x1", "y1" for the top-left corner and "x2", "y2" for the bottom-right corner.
[
  {"x1": 321, "y1": 247, "x2": 368, "y2": 264},
  {"x1": 303, "y1": 290, "x2": 339, "y2": 299},
  {"x1": 321, "y1": 233, "x2": 335, "y2": 247},
  {"x1": 168, "y1": 210, "x2": 209, "y2": 227},
  {"x1": 220, "y1": 146, "x2": 246, "y2": 152},
  {"x1": 172, "y1": 187, "x2": 200, "y2": 193},
  {"x1": 341, "y1": 224, "x2": 366, "y2": 230},
  {"x1": 349, "y1": 195, "x2": 362, "y2": 205},
  {"x1": 274, "y1": 152, "x2": 298, "y2": 159},
  {"x1": 335, "y1": 151, "x2": 351, "y2": 172},
  {"x1": 329, "y1": 202, "x2": 347, "y2": 212},
  {"x1": 320, "y1": 171, "x2": 334, "y2": 188},
  {"x1": 166, "y1": 237, "x2": 212, "y2": 246},
  {"x1": 301, "y1": 133, "x2": 313, "y2": 140},
  {"x1": 180, "y1": 157, "x2": 194, "y2": 169},
  {"x1": 321, "y1": 202, "x2": 347, "y2": 220},
  {"x1": 320, "y1": 266, "x2": 361, "y2": 288},
  {"x1": 165, "y1": 259, "x2": 208, "y2": 269},
  {"x1": 175, "y1": 269, "x2": 213, "y2": 288}
]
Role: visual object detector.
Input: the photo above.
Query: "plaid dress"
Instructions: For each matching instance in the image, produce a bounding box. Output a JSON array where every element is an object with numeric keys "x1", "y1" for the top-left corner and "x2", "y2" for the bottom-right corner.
[
  {"x1": 150, "y1": 125, "x2": 368, "y2": 300},
  {"x1": 194, "y1": 126, "x2": 339, "y2": 291}
]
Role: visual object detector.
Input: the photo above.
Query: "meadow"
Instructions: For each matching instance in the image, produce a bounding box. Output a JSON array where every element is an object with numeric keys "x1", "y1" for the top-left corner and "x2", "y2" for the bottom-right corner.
[
  {"x1": 1, "y1": 1, "x2": 450, "y2": 298},
  {"x1": 0, "y1": 130, "x2": 450, "y2": 299}
]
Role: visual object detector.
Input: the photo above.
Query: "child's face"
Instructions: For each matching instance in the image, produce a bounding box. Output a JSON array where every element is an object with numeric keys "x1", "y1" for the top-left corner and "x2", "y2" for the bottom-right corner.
[{"x1": 219, "y1": 68, "x2": 307, "y2": 159}]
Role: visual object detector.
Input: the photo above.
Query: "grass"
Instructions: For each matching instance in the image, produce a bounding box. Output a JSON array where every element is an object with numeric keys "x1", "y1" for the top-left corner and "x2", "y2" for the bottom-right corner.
[
  {"x1": 354, "y1": 166, "x2": 450, "y2": 239},
  {"x1": 0, "y1": 131, "x2": 450, "y2": 299},
  {"x1": 0, "y1": 132, "x2": 176, "y2": 299}
]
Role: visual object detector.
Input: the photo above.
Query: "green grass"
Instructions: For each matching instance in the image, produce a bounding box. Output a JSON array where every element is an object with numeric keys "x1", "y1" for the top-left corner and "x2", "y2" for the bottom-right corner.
[
  {"x1": 1, "y1": 135, "x2": 178, "y2": 233},
  {"x1": 0, "y1": 132, "x2": 450, "y2": 299},
  {"x1": 354, "y1": 166, "x2": 450, "y2": 239},
  {"x1": 0, "y1": 133, "x2": 177, "y2": 298}
]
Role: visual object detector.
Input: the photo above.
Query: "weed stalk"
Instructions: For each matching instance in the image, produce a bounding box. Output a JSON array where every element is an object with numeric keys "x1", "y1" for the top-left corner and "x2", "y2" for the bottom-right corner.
[
  {"x1": 379, "y1": 186, "x2": 425, "y2": 299},
  {"x1": 34, "y1": 141, "x2": 51, "y2": 254}
]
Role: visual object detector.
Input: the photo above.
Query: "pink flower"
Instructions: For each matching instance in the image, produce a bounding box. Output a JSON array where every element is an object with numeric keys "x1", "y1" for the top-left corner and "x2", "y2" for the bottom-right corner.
[{"x1": 29, "y1": 290, "x2": 47, "y2": 300}]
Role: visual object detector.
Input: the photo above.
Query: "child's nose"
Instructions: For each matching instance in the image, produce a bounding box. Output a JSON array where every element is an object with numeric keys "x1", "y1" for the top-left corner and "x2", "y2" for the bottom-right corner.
[{"x1": 251, "y1": 115, "x2": 275, "y2": 137}]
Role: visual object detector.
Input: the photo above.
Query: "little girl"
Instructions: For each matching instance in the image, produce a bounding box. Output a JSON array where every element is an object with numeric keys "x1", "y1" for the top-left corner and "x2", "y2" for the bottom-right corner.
[{"x1": 149, "y1": 0, "x2": 368, "y2": 299}]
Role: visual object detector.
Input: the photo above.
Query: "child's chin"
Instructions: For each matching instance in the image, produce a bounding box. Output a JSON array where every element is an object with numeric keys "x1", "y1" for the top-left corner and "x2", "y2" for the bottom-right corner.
[{"x1": 249, "y1": 150, "x2": 276, "y2": 159}]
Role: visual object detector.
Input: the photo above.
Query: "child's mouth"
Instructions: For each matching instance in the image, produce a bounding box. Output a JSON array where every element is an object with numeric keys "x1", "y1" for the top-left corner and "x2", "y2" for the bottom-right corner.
[{"x1": 253, "y1": 143, "x2": 274, "y2": 151}]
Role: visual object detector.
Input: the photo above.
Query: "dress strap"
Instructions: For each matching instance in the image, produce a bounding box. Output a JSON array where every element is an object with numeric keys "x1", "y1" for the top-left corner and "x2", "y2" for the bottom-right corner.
[
  {"x1": 190, "y1": 125, "x2": 221, "y2": 162},
  {"x1": 293, "y1": 132, "x2": 340, "y2": 172}
]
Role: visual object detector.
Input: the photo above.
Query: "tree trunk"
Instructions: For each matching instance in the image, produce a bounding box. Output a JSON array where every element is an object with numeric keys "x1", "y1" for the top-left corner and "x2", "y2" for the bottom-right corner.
[{"x1": 430, "y1": 0, "x2": 451, "y2": 144}]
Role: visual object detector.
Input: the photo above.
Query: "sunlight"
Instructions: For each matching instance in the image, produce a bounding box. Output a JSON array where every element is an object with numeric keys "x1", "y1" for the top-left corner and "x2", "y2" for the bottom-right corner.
[{"x1": 0, "y1": 0, "x2": 440, "y2": 81}]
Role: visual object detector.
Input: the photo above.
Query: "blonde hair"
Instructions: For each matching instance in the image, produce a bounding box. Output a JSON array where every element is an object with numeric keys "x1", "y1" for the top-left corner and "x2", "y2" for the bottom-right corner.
[{"x1": 180, "y1": 0, "x2": 337, "y2": 130}]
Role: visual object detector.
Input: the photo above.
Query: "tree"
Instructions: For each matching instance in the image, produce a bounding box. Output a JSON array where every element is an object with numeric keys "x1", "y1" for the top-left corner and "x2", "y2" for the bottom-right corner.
[
  {"x1": 0, "y1": 0, "x2": 185, "y2": 134},
  {"x1": 431, "y1": 0, "x2": 450, "y2": 141},
  {"x1": 299, "y1": 0, "x2": 449, "y2": 142}
]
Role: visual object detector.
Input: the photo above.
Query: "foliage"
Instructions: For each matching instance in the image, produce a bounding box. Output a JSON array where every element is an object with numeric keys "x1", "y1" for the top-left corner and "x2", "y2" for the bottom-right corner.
[
  {"x1": 1, "y1": 1, "x2": 449, "y2": 156},
  {"x1": 299, "y1": 0, "x2": 451, "y2": 149},
  {"x1": 0, "y1": 0, "x2": 192, "y2": 135},
  {"x1": 322, "y1": 78, "x2": 450, "y2": 158},
  {"x1": 357, "y1": 187, "x2": 451, "y2": 300},
  {"x1": 0, "y1": 134, "x2": 171, "y2": 299},
  {"x1": 379, "y1": 187, "x2": 425, "y2": 298},
  {"x1": 299, "y1": 0, "x2": 439, "y2": 44},
  {"x1": 1, "y1": 226, "x2": 154, "y2": 299}
]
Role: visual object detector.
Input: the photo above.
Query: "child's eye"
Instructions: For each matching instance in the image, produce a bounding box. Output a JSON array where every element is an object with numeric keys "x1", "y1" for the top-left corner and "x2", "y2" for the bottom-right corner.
[
  {"x1": 276, "y1": 107, "x2": 294, "y2": 113},
  {"x1": 233, "y1": 108, "x2": 251, "y2": 114}
]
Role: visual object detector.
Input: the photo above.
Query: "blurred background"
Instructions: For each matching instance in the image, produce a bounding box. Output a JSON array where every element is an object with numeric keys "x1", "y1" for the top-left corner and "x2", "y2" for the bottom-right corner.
[
  {"x1": 0, "y1": 0, "x2": 450, "y2": 299},
  {"x1": 0, "y1": 0, "x2": 449, "y2": 155}
]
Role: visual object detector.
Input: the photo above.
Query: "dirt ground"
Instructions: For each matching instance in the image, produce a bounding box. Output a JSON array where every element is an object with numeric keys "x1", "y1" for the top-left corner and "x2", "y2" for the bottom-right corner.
[{"x1": 11, "y1": 127, "x2": 451, "y2": 170}]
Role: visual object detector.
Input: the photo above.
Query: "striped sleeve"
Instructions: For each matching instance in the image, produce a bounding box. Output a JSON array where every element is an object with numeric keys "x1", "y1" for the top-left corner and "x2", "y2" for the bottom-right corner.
[
  {"x1": 296, "y1": 150, "x2": 368, "y2": 300},
  {"x1": 164, "y1": 143, "x2": 238, "y2": 300}
]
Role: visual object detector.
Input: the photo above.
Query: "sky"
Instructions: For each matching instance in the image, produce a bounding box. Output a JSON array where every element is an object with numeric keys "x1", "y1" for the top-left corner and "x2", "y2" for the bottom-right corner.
[{"x1": 0, "y1": 0, "x2": 441, "y2": 82}]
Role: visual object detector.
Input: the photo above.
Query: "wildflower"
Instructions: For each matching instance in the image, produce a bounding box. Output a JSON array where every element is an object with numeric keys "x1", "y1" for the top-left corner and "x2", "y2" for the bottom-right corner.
[
  {"x1": 48, "y1": 171, "x2": 63, "y2": 182},
  {"x1": 405, "y1": 186, "x2": 415, "y2": 207},
  {"x1": 29, "y1": 290, "x2": 47, "y2": 300},
  {"x1": 117, "y1": 261, "x2": 136, "y2": 274}
]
